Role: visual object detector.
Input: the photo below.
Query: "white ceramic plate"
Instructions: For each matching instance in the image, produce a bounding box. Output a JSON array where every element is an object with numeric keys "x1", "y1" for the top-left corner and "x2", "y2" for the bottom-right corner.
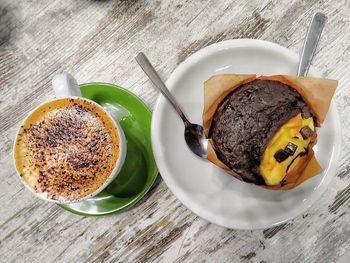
[{"x1": 151, "y1": 39, "x2": 341, "y2": 230}]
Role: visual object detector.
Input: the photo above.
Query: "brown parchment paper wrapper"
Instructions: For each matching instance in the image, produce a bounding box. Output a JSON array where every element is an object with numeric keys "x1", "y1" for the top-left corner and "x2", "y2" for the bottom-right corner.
[{"x1": 203, "y1": 74, "x2": 338, "y2": 190}]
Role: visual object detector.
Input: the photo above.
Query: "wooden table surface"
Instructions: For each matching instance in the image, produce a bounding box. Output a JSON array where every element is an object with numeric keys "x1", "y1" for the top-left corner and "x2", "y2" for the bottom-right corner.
[{"x1": 1, "y1": 0, "x2": 349, "y2": 262}]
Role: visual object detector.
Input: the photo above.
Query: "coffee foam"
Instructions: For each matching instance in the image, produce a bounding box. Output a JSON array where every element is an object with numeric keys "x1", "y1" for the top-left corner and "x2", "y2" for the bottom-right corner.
[{"x1": 14, "y1": 98, "x2": 120, "y2": 202}]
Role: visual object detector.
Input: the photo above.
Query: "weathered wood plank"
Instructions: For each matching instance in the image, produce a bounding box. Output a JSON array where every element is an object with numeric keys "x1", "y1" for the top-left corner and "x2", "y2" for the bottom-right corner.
[{"x1": 0, "y1": 0, "x2": 349, "y2": 262}]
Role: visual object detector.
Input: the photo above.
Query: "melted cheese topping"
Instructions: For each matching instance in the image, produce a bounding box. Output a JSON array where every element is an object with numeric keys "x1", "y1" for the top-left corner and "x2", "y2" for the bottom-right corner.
[{"x1": 260, "y1": 113, "x2": 315, "y2": 186}]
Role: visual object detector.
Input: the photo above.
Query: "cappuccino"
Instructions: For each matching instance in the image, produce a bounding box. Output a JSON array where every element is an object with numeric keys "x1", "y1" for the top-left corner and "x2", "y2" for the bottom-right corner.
[{"x1": 14, "y1": 98, "x2": 120, "y2": 202}]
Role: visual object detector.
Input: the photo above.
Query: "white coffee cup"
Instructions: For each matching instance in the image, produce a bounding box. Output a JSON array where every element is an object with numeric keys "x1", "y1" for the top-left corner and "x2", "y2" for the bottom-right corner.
[{"x1": 13, "y1": 73, "x2": 127, "y2": 203}]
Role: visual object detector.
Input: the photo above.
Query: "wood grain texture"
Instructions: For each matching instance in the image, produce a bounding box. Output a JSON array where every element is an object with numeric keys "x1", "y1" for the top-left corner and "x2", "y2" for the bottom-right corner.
[{"x1": 0, "y1": 0, "x2": 349, "y2": 262}]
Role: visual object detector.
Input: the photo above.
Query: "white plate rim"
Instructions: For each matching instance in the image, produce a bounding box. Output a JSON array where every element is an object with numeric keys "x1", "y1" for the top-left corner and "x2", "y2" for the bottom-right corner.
[{"x1": 151, "y1": 39, "x2": 342, "y2": 230}]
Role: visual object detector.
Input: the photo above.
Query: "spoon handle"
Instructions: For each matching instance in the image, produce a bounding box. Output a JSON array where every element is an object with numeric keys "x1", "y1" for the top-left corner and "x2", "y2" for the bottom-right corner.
[
  {"x1": 136, "y1": 52, "x2": 190, "y2": 125},
  {"x1": 297, "y1": 12, "x2": 327, "y2": 76}
]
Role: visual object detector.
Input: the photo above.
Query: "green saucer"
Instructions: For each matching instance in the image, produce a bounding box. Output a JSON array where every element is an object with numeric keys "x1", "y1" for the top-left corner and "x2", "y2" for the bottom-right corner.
[{"x1": 59, "y1": 83, "x2": 158, "y2": 216}]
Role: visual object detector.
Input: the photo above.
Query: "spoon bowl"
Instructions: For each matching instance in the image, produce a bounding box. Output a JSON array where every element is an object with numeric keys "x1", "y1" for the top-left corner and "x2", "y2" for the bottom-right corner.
[{"x1": 184, "y1": 123, "x2": 208, "y2": 158}]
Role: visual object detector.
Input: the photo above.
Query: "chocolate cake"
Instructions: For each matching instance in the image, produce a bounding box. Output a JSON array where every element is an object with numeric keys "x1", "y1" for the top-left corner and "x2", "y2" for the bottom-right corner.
[{"x1": 210, "y1": 79, "x2": 312, "y2": 184}]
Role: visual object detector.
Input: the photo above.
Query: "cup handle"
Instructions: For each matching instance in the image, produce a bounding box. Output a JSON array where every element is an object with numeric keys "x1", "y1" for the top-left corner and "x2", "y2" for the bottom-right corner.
[{"x1": 52, "y1": 73, "x2": 82, "y2": 98}]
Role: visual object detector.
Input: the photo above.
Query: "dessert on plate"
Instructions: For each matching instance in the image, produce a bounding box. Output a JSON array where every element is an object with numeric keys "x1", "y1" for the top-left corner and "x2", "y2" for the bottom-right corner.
[{"x1": 203, "y1": 74, "x2": 337, "y2": 190}]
